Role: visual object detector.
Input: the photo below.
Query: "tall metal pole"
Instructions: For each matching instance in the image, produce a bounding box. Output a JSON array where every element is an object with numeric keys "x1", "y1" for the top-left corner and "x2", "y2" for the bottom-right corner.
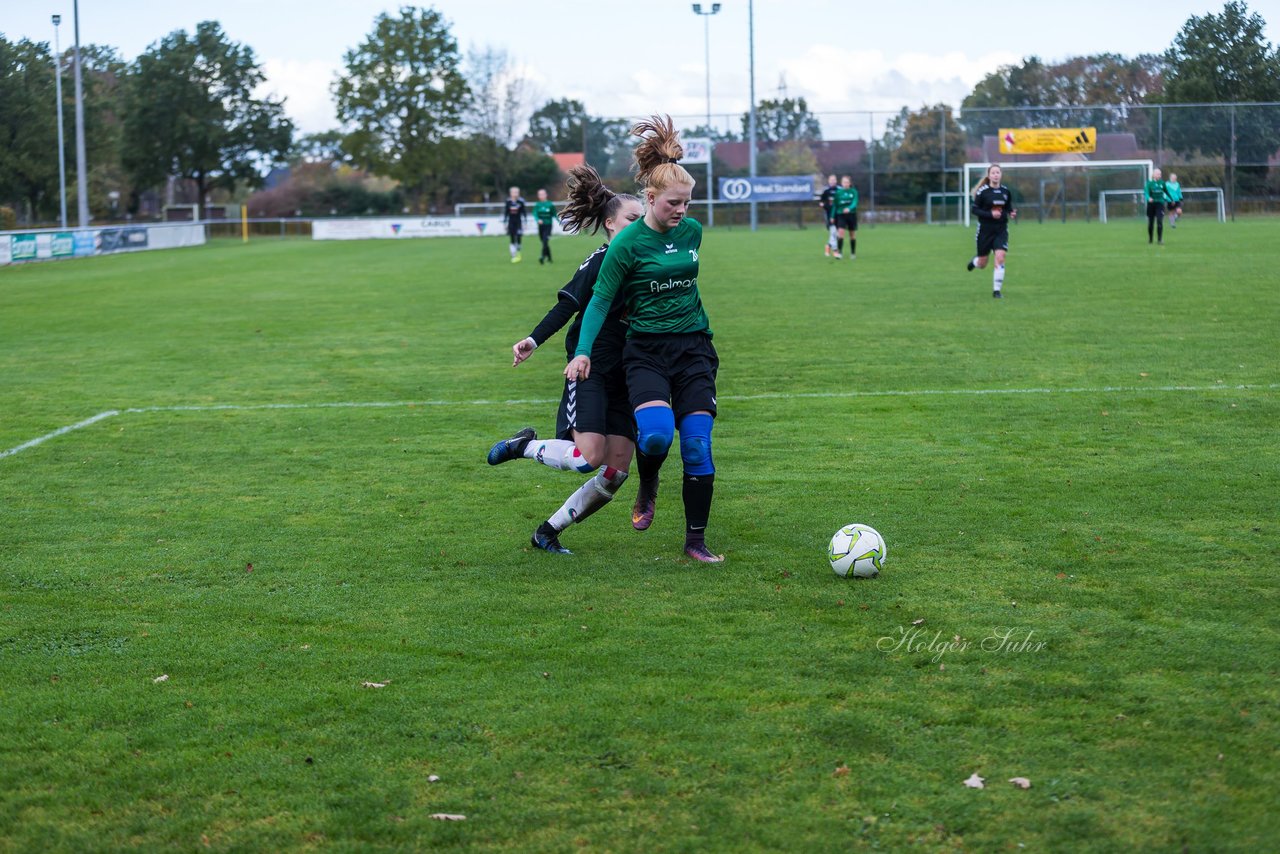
[
  {"x1": 868, "y1": 111, "x2": 875, "y2": 223},
  {"x1": 692, "y1": 4, "x2": 720, "y2": 227},
  {"x1": 53, "y1": 15, "x2": 68, "y2": 229},
  {"x1": 1229, "y1": 105, "x2": 1236, "y2": 222},
  {"x1": 747, "y1": 0, "x2": 758, "y2": 230},
  {"x1": 72, "y1": 0, "x2": 89, "y2": 228},
  {"x1": 1156, "y1": 105, "x2": 1163, "y2": 168}
]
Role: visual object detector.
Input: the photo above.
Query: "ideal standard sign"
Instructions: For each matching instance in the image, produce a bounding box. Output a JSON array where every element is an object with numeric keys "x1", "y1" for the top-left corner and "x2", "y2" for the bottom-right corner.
[{"x1": 717, "y1": 175, "x2": 815, "y2": 202}]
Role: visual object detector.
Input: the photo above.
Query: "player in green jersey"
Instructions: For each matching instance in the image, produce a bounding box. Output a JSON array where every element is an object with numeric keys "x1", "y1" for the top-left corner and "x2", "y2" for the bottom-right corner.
[
  {"x1": 565, "y1": 115, "x2": 724, "y2": 564},
  {"x1": 487, "y1": 166, "x2": 646, "y2": 554},
  {"x1": 1165, "y1": 173, "x2": 1183, "y2": 227},
  {"x1": 1144, "y1": 168, "x2": 1168, "y2": 245},
  {"x1": 533, "y1": 188, "x2": 557, "y2": 264},
  {"x1": 832, "y1": 175, "x2": 859, "y2": 260}
]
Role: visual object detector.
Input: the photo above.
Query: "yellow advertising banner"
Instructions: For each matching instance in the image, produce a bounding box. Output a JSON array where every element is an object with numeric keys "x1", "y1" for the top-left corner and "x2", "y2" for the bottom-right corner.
[{"x1": 998, "y1": 128, "x2": 1097, "y2": 154}]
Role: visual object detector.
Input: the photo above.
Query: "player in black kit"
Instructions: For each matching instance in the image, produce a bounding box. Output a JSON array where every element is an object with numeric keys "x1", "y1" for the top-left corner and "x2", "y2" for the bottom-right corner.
[
  {"x1": 818, "y1": 174, "x2": 838, "y2": 257},
  {"x1": 505, "y1": 186, "x2": 527, "y2": 263},
  {"x1": 966, "y1": 164, "x2": 1017, "y2": 298},
  {"x1": 486, "y1": 166, "x2": 646, "y2": 554}
]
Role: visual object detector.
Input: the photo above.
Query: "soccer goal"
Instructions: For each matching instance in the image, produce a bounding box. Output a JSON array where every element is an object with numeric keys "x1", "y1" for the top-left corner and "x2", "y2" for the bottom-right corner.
[
  {"x1": 1098, "y1": 187, "x2": 1226, "y2": 223},
  {"x1": 963, "y1": 160, "x2": 1153, "y2": 226},
  {"x1": 925, "y1": 192, "x2": 967, "y2": 225},
  {"x1": 454, "y1": 202, "x2": 508, "y2": 217}
]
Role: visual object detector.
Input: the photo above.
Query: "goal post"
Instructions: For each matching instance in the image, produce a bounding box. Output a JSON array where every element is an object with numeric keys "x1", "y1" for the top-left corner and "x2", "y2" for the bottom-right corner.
[{"x1": 963, "y1": 160, "x2": 1153, "y2": 226}]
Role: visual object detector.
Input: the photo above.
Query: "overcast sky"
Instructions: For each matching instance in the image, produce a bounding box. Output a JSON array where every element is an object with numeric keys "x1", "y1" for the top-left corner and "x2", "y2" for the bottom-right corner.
[{"x1": 6, "y1": 0, "x2": 1277, "y2": 139}]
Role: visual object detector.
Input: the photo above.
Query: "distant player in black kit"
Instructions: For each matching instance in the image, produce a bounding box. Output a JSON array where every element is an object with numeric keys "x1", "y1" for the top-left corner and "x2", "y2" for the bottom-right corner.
[
  {"x1": 505, "y1": 186, "x2": 527, "y2": 263},
  {"x1": 818, "y1": 174, "x2": 838, "y2": 257},
  {"x1": 966, "y1": 164, "x2": 1017, "y2": 298}
]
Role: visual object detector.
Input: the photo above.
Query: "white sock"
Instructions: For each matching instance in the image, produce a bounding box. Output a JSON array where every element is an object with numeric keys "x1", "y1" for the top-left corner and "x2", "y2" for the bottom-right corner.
[
  {"x1": 509, "y1": 243, "x2": 517, "y2": 258},
  {"x1": 971, "y1": 256, "x2": 981, "y2": 268},
  {"x1": 993, "y1": 264, "x2": 1005, "y2": 291},
  {"x1": 524, "y1": 439, "x2": 595, "y2": 473},
  {"x1": 828, "y1": 225, "x2": 838, "y2": 248},
  {"x1": 549, "y1": 467, "x2": 629, "y2": 531}
]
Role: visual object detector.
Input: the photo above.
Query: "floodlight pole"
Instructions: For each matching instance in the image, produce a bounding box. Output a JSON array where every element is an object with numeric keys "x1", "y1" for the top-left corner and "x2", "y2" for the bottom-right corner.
[
  {"x1": 692, "y1": 3, "x2": 720, "y2": 227},
  {"x1": 52, "y1": 14, "x2": 68, "y2": 229},
  {"x1": 72, "y1": 0, "x2": 89, "y2": 228},
  {"x1": 747, "y1": 0, "x2": 758, "y2": 230}
]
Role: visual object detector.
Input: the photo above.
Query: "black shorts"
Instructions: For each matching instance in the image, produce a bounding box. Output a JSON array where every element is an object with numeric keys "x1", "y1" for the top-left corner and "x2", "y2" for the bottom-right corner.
[
  {"x1": 624, "y1": 332, "x2": 719, "y2": 419},
  {"x1": 823, "y1": 209, "x2": 835, "y2": 227},
  {"x1": 556, "y1": 362, "x2": 634, "y2": 441},
  {"x1": 507, "y1": 219, "x2": 523, "y2": 239},
  {"x1": 1146, "y1": 201, "x2": 1165, "y2": 219},
  {"x1": 1168, "y1": 201, "x2": 1182, "y2": 213},
  {"x1": 975, "y1": 225, "x2": 1009, "y2": 257},
  {"x1": 835, "y1": 211, "x2": 858, "y2": 231}
]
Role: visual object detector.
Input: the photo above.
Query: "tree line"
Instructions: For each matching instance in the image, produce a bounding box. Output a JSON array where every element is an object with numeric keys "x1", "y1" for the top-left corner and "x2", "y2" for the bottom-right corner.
[{"x1": 1, "y1": 2, "x2": 1276, "y2": 225}]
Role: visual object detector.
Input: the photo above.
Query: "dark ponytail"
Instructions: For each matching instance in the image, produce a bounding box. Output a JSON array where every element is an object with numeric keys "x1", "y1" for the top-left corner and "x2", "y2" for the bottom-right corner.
[{"x1": 560, "y1": 164, "x2": 639, "y2": 235}]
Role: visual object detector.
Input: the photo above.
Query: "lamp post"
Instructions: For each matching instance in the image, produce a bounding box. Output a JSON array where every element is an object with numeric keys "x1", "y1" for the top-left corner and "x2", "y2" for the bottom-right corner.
[
  {"x1": 52, "y1": 14, "x2": 68, "y2": 229},
  {"x1": 691, "y1": 3, "x2": 720, "y2": 227},
  {"x1": 747, "y1": 0, "x2": 758, "y2": 230},
  {"x1": 72, "y1": 0, "x2": 89, "y2": 228}
]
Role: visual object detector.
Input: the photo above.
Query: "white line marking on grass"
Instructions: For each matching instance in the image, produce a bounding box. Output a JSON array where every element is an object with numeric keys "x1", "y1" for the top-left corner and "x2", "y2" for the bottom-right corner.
[
  {"x1": 0, "y1": 410, "x2": 121, "y2": 459},
  {"x1": 3, "y1": 384, "x2": 1275, "y2": 461},
  {"x1": 724, "y1": 383, "x2": 1279, "y2": 402}
]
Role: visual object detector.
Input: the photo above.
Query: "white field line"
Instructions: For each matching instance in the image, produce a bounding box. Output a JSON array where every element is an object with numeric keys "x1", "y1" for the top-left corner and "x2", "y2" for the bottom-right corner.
[
  {"x1": 0, "y1": 410, "x2": 122, "y2": 459},
  {"x1": 3, "y1": 383, "x2": 1276, "y2": 461}
]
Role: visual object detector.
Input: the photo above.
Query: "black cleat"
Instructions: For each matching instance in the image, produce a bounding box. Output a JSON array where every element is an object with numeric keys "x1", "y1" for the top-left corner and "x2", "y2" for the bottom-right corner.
[
  {"x1": 993, "y1": 290, "x2": 1002, "y2": 299},
  {"x1": 531, "y1": 523, "x2": 572, "y2": 554},
  {"x1": 487, "y1": 427, "x2": 536, "y2": 465},
  {"x1": 967, "y1": 260, "x2": 976, "y2": 272}
]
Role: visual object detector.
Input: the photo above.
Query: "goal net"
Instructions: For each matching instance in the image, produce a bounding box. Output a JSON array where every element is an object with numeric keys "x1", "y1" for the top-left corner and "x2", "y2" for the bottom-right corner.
[
  {"x1": 962, "y1": 160, "x2": 1152, "y2": 226},
  {"x1": 1099, "y1": 187, "x2": 1226, "y2": 223},
  {"x1": 926, "y1": 192, "x2": 967, "y2": 225}
]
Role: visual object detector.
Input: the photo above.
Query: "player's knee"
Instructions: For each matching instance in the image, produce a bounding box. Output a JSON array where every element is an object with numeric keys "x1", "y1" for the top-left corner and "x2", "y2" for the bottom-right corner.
[
  {"x1": 678, "y1": 413, "x2": 715, "y2": 476},
  {"x1": 575, "y1": 438, "x2": 607, "y2": 470},
  {"x1": 635, "y1": 406, "x2": 675, "y2": 456}
]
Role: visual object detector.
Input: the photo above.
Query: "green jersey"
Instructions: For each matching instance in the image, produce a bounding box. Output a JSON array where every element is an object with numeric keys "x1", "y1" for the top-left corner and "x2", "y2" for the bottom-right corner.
[
  {"x1": 574, "y1": 217, "x2": 709, "y2": 359},
  {"x1": 533, "y1": 200, "x2": 557, "y2": 225},
  {"x1": 833, "y1": 185, "x2": 858, "y2": 214},
  {"x1": 1144, "y1": 179, "x2": 1167, "y2": 204},
  {"x1": 1165, "y1": 181, "x2": 1182, "y2": 203}
]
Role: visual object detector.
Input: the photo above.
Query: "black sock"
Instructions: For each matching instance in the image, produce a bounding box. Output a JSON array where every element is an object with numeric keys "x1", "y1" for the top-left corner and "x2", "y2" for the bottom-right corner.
[
  {"x1": 682, "y1": 473, "x2": 714, "y2": 542},
  {"x1": 636, "y1": 449, "x2": 665, "y2": 496},
  {"x1": 850, "y1": 238, "x2": 857, "y2": 255},
  {"x1": 1157, "y1": 222, "x2": 1164, "y2": 241},
  {"x1": 837, "y1": 237, "x2": 843, "y2": 252}
]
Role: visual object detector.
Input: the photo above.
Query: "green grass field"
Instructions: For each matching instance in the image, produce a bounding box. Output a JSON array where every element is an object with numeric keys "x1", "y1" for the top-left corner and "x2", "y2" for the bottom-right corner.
[{"x1": 1, "y1": 219, "x2": 1277, "y2": 851}]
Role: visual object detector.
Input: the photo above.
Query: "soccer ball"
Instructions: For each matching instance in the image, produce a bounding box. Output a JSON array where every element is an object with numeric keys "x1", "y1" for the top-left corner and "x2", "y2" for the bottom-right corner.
[{"x1": 828, "y1": 524, "x2": 886, "y2": 578}]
